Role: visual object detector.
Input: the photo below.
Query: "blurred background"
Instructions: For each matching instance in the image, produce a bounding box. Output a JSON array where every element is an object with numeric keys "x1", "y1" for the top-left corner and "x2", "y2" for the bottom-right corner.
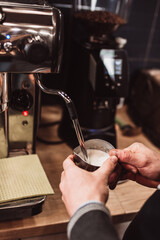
[{"x1": 40, "y1": 0, "x2": 160, "y2": 149}]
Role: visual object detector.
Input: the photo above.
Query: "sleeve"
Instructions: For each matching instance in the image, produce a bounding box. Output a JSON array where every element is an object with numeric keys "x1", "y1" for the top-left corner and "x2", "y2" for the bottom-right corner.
[
  {"x1": 67, "y1": 201, "x2": 120, "y2": 240},
  {"x1": 123, "y1": 190, "x2": 160, "y2": 240}
]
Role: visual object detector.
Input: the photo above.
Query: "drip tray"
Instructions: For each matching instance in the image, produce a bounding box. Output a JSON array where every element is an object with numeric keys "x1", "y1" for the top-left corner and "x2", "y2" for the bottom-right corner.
[{"x1": 0, "y1": 196, "x2": 46, "y2": 221}]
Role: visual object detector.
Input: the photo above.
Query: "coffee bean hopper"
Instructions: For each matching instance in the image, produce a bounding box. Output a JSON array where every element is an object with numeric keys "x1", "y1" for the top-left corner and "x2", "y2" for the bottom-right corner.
[{"x1": 0, "y1": 1, "x2": 63, "y2": 220}]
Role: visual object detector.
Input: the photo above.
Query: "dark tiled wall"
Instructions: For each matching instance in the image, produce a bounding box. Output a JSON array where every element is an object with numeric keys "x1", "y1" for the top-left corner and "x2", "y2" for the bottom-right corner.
[
  {"x1": 44, "y1": 0, "x2": 160, "y2": 105},
  {"x1": 114, "y1": 0, "x2": 160, "y2": 76},
  {"x1": 51, "y1": 0, "x2": 160, "y2": 81}
]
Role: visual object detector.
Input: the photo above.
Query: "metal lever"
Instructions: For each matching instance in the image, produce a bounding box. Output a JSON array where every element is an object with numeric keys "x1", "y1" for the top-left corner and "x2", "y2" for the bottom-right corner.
[
  {"x1": 0, "y1": 73, "x2": 9, "y2": 113},
  {"x1": 0, "y1": 73, "x2": 9, "y2": 158}
]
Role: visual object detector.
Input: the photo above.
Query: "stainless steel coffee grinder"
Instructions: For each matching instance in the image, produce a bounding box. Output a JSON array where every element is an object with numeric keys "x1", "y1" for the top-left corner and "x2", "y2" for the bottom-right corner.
[{"x1": 0, "y1": 1, "x2": 63, "y2": 220}]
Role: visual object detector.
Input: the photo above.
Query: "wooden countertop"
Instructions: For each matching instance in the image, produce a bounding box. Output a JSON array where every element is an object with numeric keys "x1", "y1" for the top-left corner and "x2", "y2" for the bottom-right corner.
[
  {"x1": 0, "y1": 143, "x2": 70, "y2": 240},
  {"x1": 0, "y1": 105, "x2": 157, "y2": 239}
]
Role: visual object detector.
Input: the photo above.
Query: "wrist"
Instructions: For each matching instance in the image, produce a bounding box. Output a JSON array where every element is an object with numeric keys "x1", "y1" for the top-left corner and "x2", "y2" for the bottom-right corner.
[
  {"x1": 74, "y1": 200, "x2": 104, "y2": 212},
  {"x1": 69, "y1": 200, "x2": 104, "y2": 217}
]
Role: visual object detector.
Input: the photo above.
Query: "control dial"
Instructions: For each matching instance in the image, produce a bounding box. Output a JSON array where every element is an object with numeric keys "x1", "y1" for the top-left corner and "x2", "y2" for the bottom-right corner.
[
  {"x1": 4, "y1": 42, "x2": 13, "y2": 52},
  {"x1": 11, "y1": 89, "x2": 33, "y2": 111},
  {"x1": 21, "y1": 35, "x2": 49, "y2": 64}
]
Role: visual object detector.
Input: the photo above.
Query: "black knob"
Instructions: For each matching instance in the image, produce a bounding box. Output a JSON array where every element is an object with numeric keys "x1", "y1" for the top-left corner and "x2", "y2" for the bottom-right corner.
[
  {"x1": 22, "y1": 36, "x2": 49, "y2": 64},
  {"x1": 4, "y1": 41, "x2": 13, "y2": 52},
  {"x1": 11, "y1": 89, "x2": 33, "y2": 111}
]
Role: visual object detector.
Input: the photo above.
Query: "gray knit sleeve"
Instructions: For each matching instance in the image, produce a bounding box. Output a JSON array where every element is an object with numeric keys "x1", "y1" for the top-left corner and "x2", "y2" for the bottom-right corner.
[{"x1": 67, "y1": 201, "x2": 111, "y2": 239}]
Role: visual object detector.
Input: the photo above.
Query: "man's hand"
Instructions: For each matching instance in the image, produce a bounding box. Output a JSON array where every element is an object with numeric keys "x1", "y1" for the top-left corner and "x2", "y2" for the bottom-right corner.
[
  {"x1": 109, "y1": 142, "x2": 160, "y2": 188},
  {"x1": 59, "y1": 154, "x2": 118, "y2": 217}
]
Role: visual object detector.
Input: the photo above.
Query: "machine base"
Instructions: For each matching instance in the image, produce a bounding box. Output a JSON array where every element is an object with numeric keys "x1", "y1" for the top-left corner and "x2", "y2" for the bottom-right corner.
[{"x1": 0, "y1": 196, "x2": 46, "y2": 221}]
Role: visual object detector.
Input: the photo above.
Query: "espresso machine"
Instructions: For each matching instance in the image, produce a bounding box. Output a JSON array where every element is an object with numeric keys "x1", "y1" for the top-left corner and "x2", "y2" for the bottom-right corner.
[
  {"x1": 0, "y1": 1, "x2": 63, "y2": 220},
  {"x1": 60, "y1": 0, "x2": 130, "y2": 148},
  {"x1": 0, "y1": 1, "x2": 62, "y2": 159}
]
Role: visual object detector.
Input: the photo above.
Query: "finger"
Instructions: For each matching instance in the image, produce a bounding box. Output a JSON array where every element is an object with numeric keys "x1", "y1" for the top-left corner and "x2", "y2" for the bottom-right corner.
[
  {"x1": 113, "y1": 149, "x2": 136, "y2": 165},
  {"x1": 136, "y1": 175, "x2": 160, "y2": 188},
  {"x1": 109, "y1": 149, "x2": 118, "y2": 157},
  {"x1": 61, "y1": 171, "x2": 65, "y2": 180},
  {"x1": 63, "y1": 155, "x2": 75, "y2": 170},
  {"x1": 124, "y1": 172, "x2": 160, "y2": 188},
  {"x1": 109, "y1": 173, "x2": 129, "y2": 190},
  {"x1": 94, "y1": 156, "x2": 118, "y2": 178},
  {"x1": 108, "y1": 163, "x2": 123, "y2": 189},
  {"x1": 59, "y1": 181, "x2": 63, "y2": 192},
  {"x1": 109, "y1": 182, "x2": 118, "y2": 190},
  {"x1": 121, "y1": 163, "x2": 138, "y2": 174},
  {"x1": 61, "y1": 195, "x2": 65, "y2": 202},
  {"x1": 109, "y1": 149, "x2": 138, "y2": 174},
  {"x1": 110, "y1": 149, "x2": 133, "y2": 162},
  {"x1": 108, "y1": 163, "x2": 123, "y2": 185}
]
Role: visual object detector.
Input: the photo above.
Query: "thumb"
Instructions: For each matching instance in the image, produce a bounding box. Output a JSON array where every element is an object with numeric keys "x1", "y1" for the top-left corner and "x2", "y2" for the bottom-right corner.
[
  {"x1": 94, "y1": 156, "x2": 118, "y2": 178},
  {"x1": 63, "y1": 155, "x2": 75, "y2": 170}
]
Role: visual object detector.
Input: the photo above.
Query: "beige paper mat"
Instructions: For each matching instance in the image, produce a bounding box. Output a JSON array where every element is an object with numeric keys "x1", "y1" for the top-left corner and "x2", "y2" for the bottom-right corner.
[{"x1": 0, "y1": 154, "x2": 54, "y2": 203}]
